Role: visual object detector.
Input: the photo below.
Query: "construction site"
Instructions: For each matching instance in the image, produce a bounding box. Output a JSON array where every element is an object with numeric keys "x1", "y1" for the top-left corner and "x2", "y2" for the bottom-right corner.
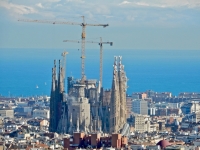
[
  {"x1": 40, "y1": 17, "x2": 129, "y2": 135},
  {"x1": 17, "y1": 16, "x2": 130, "y2": 149}
]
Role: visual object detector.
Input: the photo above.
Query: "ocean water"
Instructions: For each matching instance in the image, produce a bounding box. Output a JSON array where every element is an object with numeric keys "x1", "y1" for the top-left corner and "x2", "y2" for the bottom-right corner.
[{"x1": 0, "y1": 48, "x2": 200, "y2": 97}]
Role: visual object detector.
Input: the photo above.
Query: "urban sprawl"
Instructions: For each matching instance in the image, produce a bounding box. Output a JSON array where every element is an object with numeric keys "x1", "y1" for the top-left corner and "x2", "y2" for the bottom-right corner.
[{"x1": 0, "y1": 56, "x2": 200, "y2": 150}]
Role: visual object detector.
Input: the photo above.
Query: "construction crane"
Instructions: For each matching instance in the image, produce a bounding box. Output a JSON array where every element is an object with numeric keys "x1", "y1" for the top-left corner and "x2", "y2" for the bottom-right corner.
[
  {"x1": 63, "y1": 38, "x2": 113, "y2": 87},
  {"x1": 18, "y1": 16, "x2": 109, "y2": 79}
]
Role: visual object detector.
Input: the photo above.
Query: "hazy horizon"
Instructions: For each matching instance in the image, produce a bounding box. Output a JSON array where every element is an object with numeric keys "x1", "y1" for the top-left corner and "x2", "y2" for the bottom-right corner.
[{"x1": 0, "y1": 0, "x2": 200, "y2": 50}]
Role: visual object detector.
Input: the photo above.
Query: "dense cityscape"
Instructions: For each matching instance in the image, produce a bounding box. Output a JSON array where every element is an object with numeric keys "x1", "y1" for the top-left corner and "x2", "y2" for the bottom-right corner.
[
  {"x1": 1, "y1": 0, "x2": 200, "y2": 149},
  {"x1": 1, "y1": 52, "x2": 200, "y2": 149}
]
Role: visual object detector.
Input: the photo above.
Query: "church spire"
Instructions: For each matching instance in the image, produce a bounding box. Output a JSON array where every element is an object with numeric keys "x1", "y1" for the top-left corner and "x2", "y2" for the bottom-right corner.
[{"x1": 109, "y1": 56, "x2": 127, "y2": 133}]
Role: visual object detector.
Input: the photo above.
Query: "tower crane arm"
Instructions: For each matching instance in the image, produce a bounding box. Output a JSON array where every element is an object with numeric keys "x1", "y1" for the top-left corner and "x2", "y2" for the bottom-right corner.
[
  {"x1": 63, "y1": 40, "x2": 112, "y2": 45},
  {"x1": 86, "y1": 23, "x2": 109, "y2": 27},
  {"x1": 18, "y1": 19, "x2": 109, "y2": 27},
  {"x1": 63, "y1": 40, "x2": 82, "y2": 43},
  {"x1": 18, "y1": 19, "x2": 82, "y2": 26},
  {"x1": 63, "y1": 40, "x2": 99, "y2": 44}
]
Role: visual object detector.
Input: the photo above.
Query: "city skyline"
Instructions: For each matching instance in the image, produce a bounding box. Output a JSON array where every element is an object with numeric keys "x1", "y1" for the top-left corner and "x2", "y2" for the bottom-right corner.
[
  {"x1": 0, "y1": 0, "x2": 200, "y2": 50},
  {"x1": 1, "y1": 1, "x2": 200, "y2": 149}
]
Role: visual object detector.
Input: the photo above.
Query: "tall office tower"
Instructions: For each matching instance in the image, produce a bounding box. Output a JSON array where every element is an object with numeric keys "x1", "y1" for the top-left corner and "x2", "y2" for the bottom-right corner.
[
  {"x1": 49, "y1": 60, "x2": 66, "y2": 132},
  {"x1": 132, "y1": 99, "x2": 148, "y2": 115},
  {"x1": 109, "y1": 56, "x2": 127, "y2": 133}
]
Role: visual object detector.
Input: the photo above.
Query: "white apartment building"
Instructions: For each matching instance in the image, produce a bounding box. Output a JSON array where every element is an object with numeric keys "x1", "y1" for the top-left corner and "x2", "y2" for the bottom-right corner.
[
  {"x1": 33, "y1": 109, "x2": 50, "y2": 119},
  {"x1": 131, "y1": 114, "x2": 150, "y2": 132},
  {"x1": 0, "y1": 108, "x2": 14, "y2": 118}
]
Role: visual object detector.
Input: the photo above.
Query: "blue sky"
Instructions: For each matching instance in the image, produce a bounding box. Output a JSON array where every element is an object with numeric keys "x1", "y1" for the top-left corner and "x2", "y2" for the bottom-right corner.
[{"x1": 0, "y1": 0, "x2": 200, "y2": 50}]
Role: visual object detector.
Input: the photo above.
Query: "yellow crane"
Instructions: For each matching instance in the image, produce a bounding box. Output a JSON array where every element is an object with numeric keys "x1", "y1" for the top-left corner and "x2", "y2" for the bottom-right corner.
[
  {"x1": 63, "y1": 38, "x2": 113, "y2": 87},
  {"x1": 18, "y1": 16, "x2": 109, "y2": 79}
]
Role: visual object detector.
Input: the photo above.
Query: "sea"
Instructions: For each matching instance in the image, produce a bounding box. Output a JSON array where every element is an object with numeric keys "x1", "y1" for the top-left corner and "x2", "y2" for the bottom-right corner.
[{"x1": 0, "y1": 48, "x2": 200, "y2": 97}]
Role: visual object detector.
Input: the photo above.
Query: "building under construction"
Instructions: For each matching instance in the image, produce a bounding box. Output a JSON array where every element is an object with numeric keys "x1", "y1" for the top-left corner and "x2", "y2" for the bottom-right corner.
[
  {"x1": 49, "y1": 55, "x2": 130, "y2": 135},
  {"x1": 18, "y1": 15, "x2": 129, "y2": 134}
]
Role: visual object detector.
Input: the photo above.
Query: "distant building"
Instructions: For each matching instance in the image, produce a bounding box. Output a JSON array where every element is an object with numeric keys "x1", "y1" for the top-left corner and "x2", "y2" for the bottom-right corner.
[
  {"x1": 181, "y1": 101, "x2": 200, "y2": 114},
  {"x1": 179, "y1": 92, "x2": 200, "y2": 98},
  {"x1": 27, "y1": 118, "x2": 49, "y2": 128},
  {"x1": 131, "y1": 114, "x2": 150, "y2": 132},
  {"x1": 15, "y1": 106, "x2": 32, "y2": 114},
  {"x1": 63, "y1": 132, "x2": 128, "y2": 149},
  {"x1": 132, "y1": 92, "x2": 147, "y2": 99},
  {"x1": 0, "y1": 108, "x2": 14, "y2": 118},
  {"x1": 33, "y1": 109, "x2": 50, "y2": 119},
  {"x1": 156, "y1": 108, "x2": 180, "y2": 116},
  {"x1": 183, "y1": 112, "x2": 200, "y2": 123},
  {"x1": 146, "y1": 90, "x2": 155, "y2": 98},
  {"x1": 146, "y1": 90, "x2": 172, "y2": 102},
  {"x1": 148, "y1": 107, "x2": 156, "y2": 116},
  {"x1": 126, "y1": 96, "x2": 132, "y2": 118},
  {"x1": 155, "y1": 92, "x2": 172, "y2": 98},
  {"x1": 132, "y1": 99, "x2": 148, "y2": 115},
  {"x1": 168, "y1": 103, "x2": 180, "y2": 109},
  {"x1": 16, "y1": 102, "x2": 28, "y2": 107}
]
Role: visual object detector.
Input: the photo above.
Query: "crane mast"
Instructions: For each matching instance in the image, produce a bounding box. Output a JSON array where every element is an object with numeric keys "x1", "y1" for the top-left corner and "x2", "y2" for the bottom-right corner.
[
  {"x1": 99, "y1": 37, "x2": 103, "y2": 87},
  {"x1": 18, "y1": 16, "x2": 108, "y2": 79},
  {"x1": 81, "y1": 16, "x2": 86, "y2": 78},
  {"x1": 63, "y1": 38, "x2": 113, "y2": 87}
]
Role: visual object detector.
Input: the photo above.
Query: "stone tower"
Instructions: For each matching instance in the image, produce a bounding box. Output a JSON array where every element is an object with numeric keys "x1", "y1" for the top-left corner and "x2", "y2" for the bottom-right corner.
[
  {"x1": 109, "y1": 56, "x2": 127, "y2": 133},
  {"x1": 118, "y1": 56, "x2": 127, "y2": 128},
  {"x1": 49, "y1": 60, "x2": 66, "y2": 132}
]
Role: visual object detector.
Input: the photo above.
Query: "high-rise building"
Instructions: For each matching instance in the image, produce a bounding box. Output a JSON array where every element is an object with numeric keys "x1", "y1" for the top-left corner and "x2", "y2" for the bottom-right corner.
[
  {"x1": 132, "y1": 99, "x2": 148, "y2": 115},
  {"x1": 109, "y1": 56, "x2": 127, "y2": 133}
]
